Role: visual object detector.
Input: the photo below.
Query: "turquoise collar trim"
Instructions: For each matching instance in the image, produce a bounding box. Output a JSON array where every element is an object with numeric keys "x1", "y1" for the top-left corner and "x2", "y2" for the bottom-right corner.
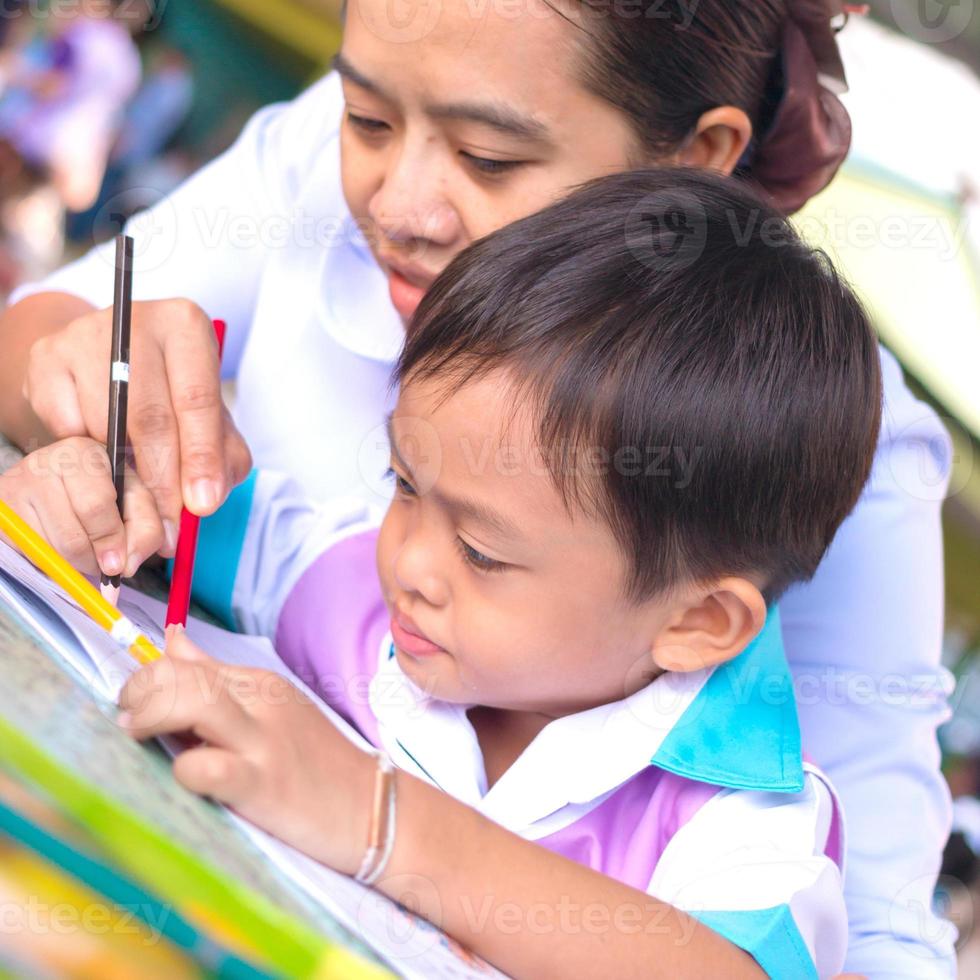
[{"x1": 651, "y1": 607, "x2": 804, "y2": 793}]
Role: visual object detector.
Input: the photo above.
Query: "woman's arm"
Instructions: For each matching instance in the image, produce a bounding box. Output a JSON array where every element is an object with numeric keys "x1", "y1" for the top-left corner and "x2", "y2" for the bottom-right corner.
[{"x1": 0, "y1": 71, "x2": 347, "y2": 524}]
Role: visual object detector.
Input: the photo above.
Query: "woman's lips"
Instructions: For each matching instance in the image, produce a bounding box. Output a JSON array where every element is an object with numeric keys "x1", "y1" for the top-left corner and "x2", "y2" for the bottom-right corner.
[
  {"x1": 387, "y1": 267, "x2": 428, "y2": 321},
  {"x1": 390, "y1": 612, "x2": 445, "y2": 658}
]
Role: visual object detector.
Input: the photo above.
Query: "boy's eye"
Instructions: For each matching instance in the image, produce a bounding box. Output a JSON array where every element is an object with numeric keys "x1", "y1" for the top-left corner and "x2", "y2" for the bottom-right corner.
[
  {"x1": 457, "y1": 538, "x2": 505, "y2": 573},
  {"x1": 385, "y1": 467, "x2": 417, "y2": 498},
  {"x1": 347, "y1": 111, "x2": 390, "y2": 135},
  {"x1": 460, "y1": 151, "x2": 524, "y2": 177}
]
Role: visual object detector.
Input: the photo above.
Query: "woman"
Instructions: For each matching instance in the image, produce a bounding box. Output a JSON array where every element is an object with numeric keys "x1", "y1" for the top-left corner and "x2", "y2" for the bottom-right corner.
[{"x1": 0, "y1": 1, "x2": 954, "y2": 973}]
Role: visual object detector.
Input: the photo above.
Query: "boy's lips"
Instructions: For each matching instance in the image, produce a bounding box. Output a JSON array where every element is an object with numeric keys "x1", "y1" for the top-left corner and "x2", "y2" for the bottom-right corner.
[{"x1": 390, "y1": 610, "x2": 445, "y2": 658}]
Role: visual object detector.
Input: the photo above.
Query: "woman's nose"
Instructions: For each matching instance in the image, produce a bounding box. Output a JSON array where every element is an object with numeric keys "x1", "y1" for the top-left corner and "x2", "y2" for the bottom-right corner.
[{"x1": 369, "y1": 142, "x2": 460, "y2": 248}]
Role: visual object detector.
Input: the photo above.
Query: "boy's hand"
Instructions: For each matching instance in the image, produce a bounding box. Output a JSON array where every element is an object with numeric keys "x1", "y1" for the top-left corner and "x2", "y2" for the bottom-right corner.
[
  {"x1": 117, "y1": 631, "x2": 376, "y2": 875},
  {"x1": 0, "y1": 436, "x2": 171, "y2": 578}
]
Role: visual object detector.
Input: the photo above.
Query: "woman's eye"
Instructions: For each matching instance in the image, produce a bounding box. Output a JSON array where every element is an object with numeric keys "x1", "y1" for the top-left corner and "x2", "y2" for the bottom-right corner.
[
  {"x1": 460, "y1": 152, "x2": 523, "y2": 176},
  {"x1": 457, "y1": 538, "x2": 505, "y2": 573},
  {"x1": 347, "y1": 111, "x2": 390, "y2": 135},
  {"x1": 385, "y1": 467, "x2": 417, "y2": 498}
]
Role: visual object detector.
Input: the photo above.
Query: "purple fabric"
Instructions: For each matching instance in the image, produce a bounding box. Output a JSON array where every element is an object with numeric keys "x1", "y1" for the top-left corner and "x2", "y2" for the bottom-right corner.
[
  {"x1": 824, "y1": 785, "x2": 844, "y2": 866},
  {"x1": 275, "y1": 528, "x2": 387, "y2": 747},
  {"x1": 536, "y1": 767, "x2": 721, "y2": 891}
]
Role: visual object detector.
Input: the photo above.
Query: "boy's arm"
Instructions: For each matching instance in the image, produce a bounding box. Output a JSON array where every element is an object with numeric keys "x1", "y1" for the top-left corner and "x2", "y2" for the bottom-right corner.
[
  {"x1": 118, "y1": 638, "x2": 767, "y2": 980},
  {"x1": 383, "y1": 772, "x2": 767, "y2": 980},
  {"x1": 119, "y1": 636, "x2": 844, "y2": 979}
]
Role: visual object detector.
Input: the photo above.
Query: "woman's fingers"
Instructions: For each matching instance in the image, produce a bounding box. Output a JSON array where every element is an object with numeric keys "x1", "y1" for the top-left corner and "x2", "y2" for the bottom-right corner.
[
  {"x1": 160, "y1": 303, "x2": 230, "y2": 516},
  {"x1": 24, "y1": 299, "x2": 243, "y2": 528},
  {"x1": 25, "y1": 341, "x2": 91, "y2": 441},
  {"x1": 127, "y1": 324, "x2": 189, "y2": 527},
  {"x1": 222, "y1": 404, "x2": 253, "y2": 489},
  {"x1": 23, "y1": 470, "x2": 105, "y2": 576},
  {"x1": 55, "y1": 438, "x2": 129, "y2": 577},
  {"x1": 121, "y1": 466, "x2": 166, "y2": 575}
]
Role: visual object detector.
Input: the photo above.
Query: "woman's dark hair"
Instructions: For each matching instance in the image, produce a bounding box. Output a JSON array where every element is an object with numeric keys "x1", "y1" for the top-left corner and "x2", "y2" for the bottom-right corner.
[
  {"x1": 398, "y1": 167, "x2": 882, "y2": 603},
  {"x1": 565, "y1": 0, "x2": 851, "y2": 213}
]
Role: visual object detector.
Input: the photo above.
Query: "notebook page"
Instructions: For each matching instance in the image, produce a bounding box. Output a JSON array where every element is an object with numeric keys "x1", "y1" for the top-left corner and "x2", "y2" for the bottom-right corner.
[
  {"x1": 0, "y1": 542, "x2": 503, "y2": 977},
  {"x1": 0, "y1": 539, "x2": 135, "y2": 699}
]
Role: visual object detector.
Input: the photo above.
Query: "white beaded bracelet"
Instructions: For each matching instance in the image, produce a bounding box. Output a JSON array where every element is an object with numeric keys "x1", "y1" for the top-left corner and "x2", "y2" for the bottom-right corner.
[{"x1": 354, "y1": 751, "x2": 397, "y2": 885}]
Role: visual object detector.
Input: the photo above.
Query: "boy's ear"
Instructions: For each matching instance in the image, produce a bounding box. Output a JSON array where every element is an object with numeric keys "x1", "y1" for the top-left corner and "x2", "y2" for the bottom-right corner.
[{"x1": 650, "y1": 579, "x2": 767, "y2": 673}]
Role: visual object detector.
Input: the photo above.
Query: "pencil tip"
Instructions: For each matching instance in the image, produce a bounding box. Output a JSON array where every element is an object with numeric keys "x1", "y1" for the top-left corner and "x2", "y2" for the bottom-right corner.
[{"x1": 100, "y1": 582, "x2": 121, "y2": 607}]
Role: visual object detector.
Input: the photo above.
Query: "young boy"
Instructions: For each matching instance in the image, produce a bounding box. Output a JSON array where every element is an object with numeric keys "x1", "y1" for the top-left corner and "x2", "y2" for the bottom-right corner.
[{"x1": 0, "y1": 169, "x2": 882, "y2": 977}]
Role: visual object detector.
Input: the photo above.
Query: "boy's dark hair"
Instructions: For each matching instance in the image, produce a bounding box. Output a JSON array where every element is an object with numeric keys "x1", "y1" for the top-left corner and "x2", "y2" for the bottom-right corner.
[{"x1": 398, "y1": 168, "x2": 882, "y2": 602}]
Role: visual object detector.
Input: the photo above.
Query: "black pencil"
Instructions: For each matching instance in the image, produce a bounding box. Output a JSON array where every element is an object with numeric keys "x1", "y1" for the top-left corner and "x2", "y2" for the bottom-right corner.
[{"x1": 100, "y1": 234, "x2": 134, "y2": 603}]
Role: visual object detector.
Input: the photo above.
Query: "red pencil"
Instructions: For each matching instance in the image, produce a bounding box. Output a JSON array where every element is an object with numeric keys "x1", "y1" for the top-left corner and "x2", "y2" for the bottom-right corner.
[{"x1": 165, "y1": 318, "x2": 227, "y2": 628}]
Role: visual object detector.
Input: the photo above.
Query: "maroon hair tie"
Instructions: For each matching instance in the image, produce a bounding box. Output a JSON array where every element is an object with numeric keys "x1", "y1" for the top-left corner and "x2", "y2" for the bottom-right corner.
[{"x1": 748, "y1": 2, "x2": 862, "y2": 214}]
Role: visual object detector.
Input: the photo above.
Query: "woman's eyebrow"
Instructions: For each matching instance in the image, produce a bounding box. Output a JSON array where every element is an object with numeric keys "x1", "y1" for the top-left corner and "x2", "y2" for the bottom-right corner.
[
  {"x1": 425, "y1": 100, "x2": 550, "y2": 142},
  {"x1": 333, "y1": 53, "x2": 548, "y2": 143},
  {"x1": 332, "y1": 52, "x2": 390, "y2": 99}
]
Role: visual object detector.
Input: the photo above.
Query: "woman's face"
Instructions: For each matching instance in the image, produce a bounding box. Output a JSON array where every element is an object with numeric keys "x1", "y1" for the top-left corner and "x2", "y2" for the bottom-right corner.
[{"x1": 338, "y1": 0, "x2": 650, "y2": 320}]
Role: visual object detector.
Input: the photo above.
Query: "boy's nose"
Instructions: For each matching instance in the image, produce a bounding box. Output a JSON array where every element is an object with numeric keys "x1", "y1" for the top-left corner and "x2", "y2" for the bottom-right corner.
[{"x1": 392, "y1": 534, "x2": 450, "y2": 609}]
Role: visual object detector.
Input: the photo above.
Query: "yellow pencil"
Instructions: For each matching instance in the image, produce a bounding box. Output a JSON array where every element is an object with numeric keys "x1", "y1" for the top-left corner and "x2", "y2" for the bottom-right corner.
[{"x1": 0, "y1": 500, "x2": 162, "y2": 666}]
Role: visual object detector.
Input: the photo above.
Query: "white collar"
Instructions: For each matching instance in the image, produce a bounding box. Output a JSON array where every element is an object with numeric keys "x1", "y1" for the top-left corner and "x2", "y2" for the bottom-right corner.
[
  {"x1": 315, "y1": 214, "x2": 405, "y2": 364},
  {"x1": 368, "y1": 610, "x2": 802, "y2": 830}
]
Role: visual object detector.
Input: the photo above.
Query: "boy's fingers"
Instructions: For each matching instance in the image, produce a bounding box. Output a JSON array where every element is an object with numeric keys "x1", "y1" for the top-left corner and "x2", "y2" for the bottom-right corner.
[
  {"x1": 121, "y1": 472, "x2": 165, "y2": 577},
  {"x1": 118, "y1": 656, "x2": 257, "y2": 748},
  {"x1": 172, "y1": 746, "x2": 255, "y2": 805},
  {"x1": 165, "y1": 629, "x2": 209, "y2": 662}
]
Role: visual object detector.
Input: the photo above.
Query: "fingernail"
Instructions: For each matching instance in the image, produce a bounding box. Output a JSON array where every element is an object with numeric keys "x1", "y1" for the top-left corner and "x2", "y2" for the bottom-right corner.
[
  {"x1": 189, "y1": 479, "x2": 219, "y2": 514},
  {"x1": 102, "y1": 550, "x2": 122, "y2": 575},
  {"x1": 124, "y1": 551, "x2": 141, "y2": 578},
  {"x1": 117, "y1": 710, "x2": 131, "y2": 728},
  {"x1": 162, "y1": 519, "x2": 178, "y2": 554}
]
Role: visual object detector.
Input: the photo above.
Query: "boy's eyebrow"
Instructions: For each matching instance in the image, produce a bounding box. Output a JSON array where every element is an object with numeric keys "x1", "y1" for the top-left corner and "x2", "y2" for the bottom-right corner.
[
  {"x1": 333, "y1": 53, "x2": 549, "y2": 143},
  {"x1": 386, "y1": 416, "x2": 525, "y2": 541}
]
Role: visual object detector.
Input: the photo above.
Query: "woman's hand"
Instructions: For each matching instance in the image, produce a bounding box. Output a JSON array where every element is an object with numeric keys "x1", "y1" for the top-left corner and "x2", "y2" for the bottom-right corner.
[
  {"x1": 0, "y1": 436, "x2": 167, "y2": 579},
  {"x1": 117, "y1": 632, "x2": 376, "y2": 875},
  {"x1": 21, "y1": 297, "x2": 252, "y2": 526}
]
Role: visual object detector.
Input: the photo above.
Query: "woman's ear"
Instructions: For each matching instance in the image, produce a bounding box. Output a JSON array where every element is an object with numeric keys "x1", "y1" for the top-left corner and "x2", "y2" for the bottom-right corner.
[
  {"x1": 673, "y1": 106, "x2": 754, "y2": 177},
  {"x1": 650, "y1": 578, "x2": 767, "y2": 673}
]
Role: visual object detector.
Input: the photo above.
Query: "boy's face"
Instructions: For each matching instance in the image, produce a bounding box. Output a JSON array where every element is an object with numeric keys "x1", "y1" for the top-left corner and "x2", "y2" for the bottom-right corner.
[{"x1": 375, "y1": 371, "x2": 681, "y2": 718}]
